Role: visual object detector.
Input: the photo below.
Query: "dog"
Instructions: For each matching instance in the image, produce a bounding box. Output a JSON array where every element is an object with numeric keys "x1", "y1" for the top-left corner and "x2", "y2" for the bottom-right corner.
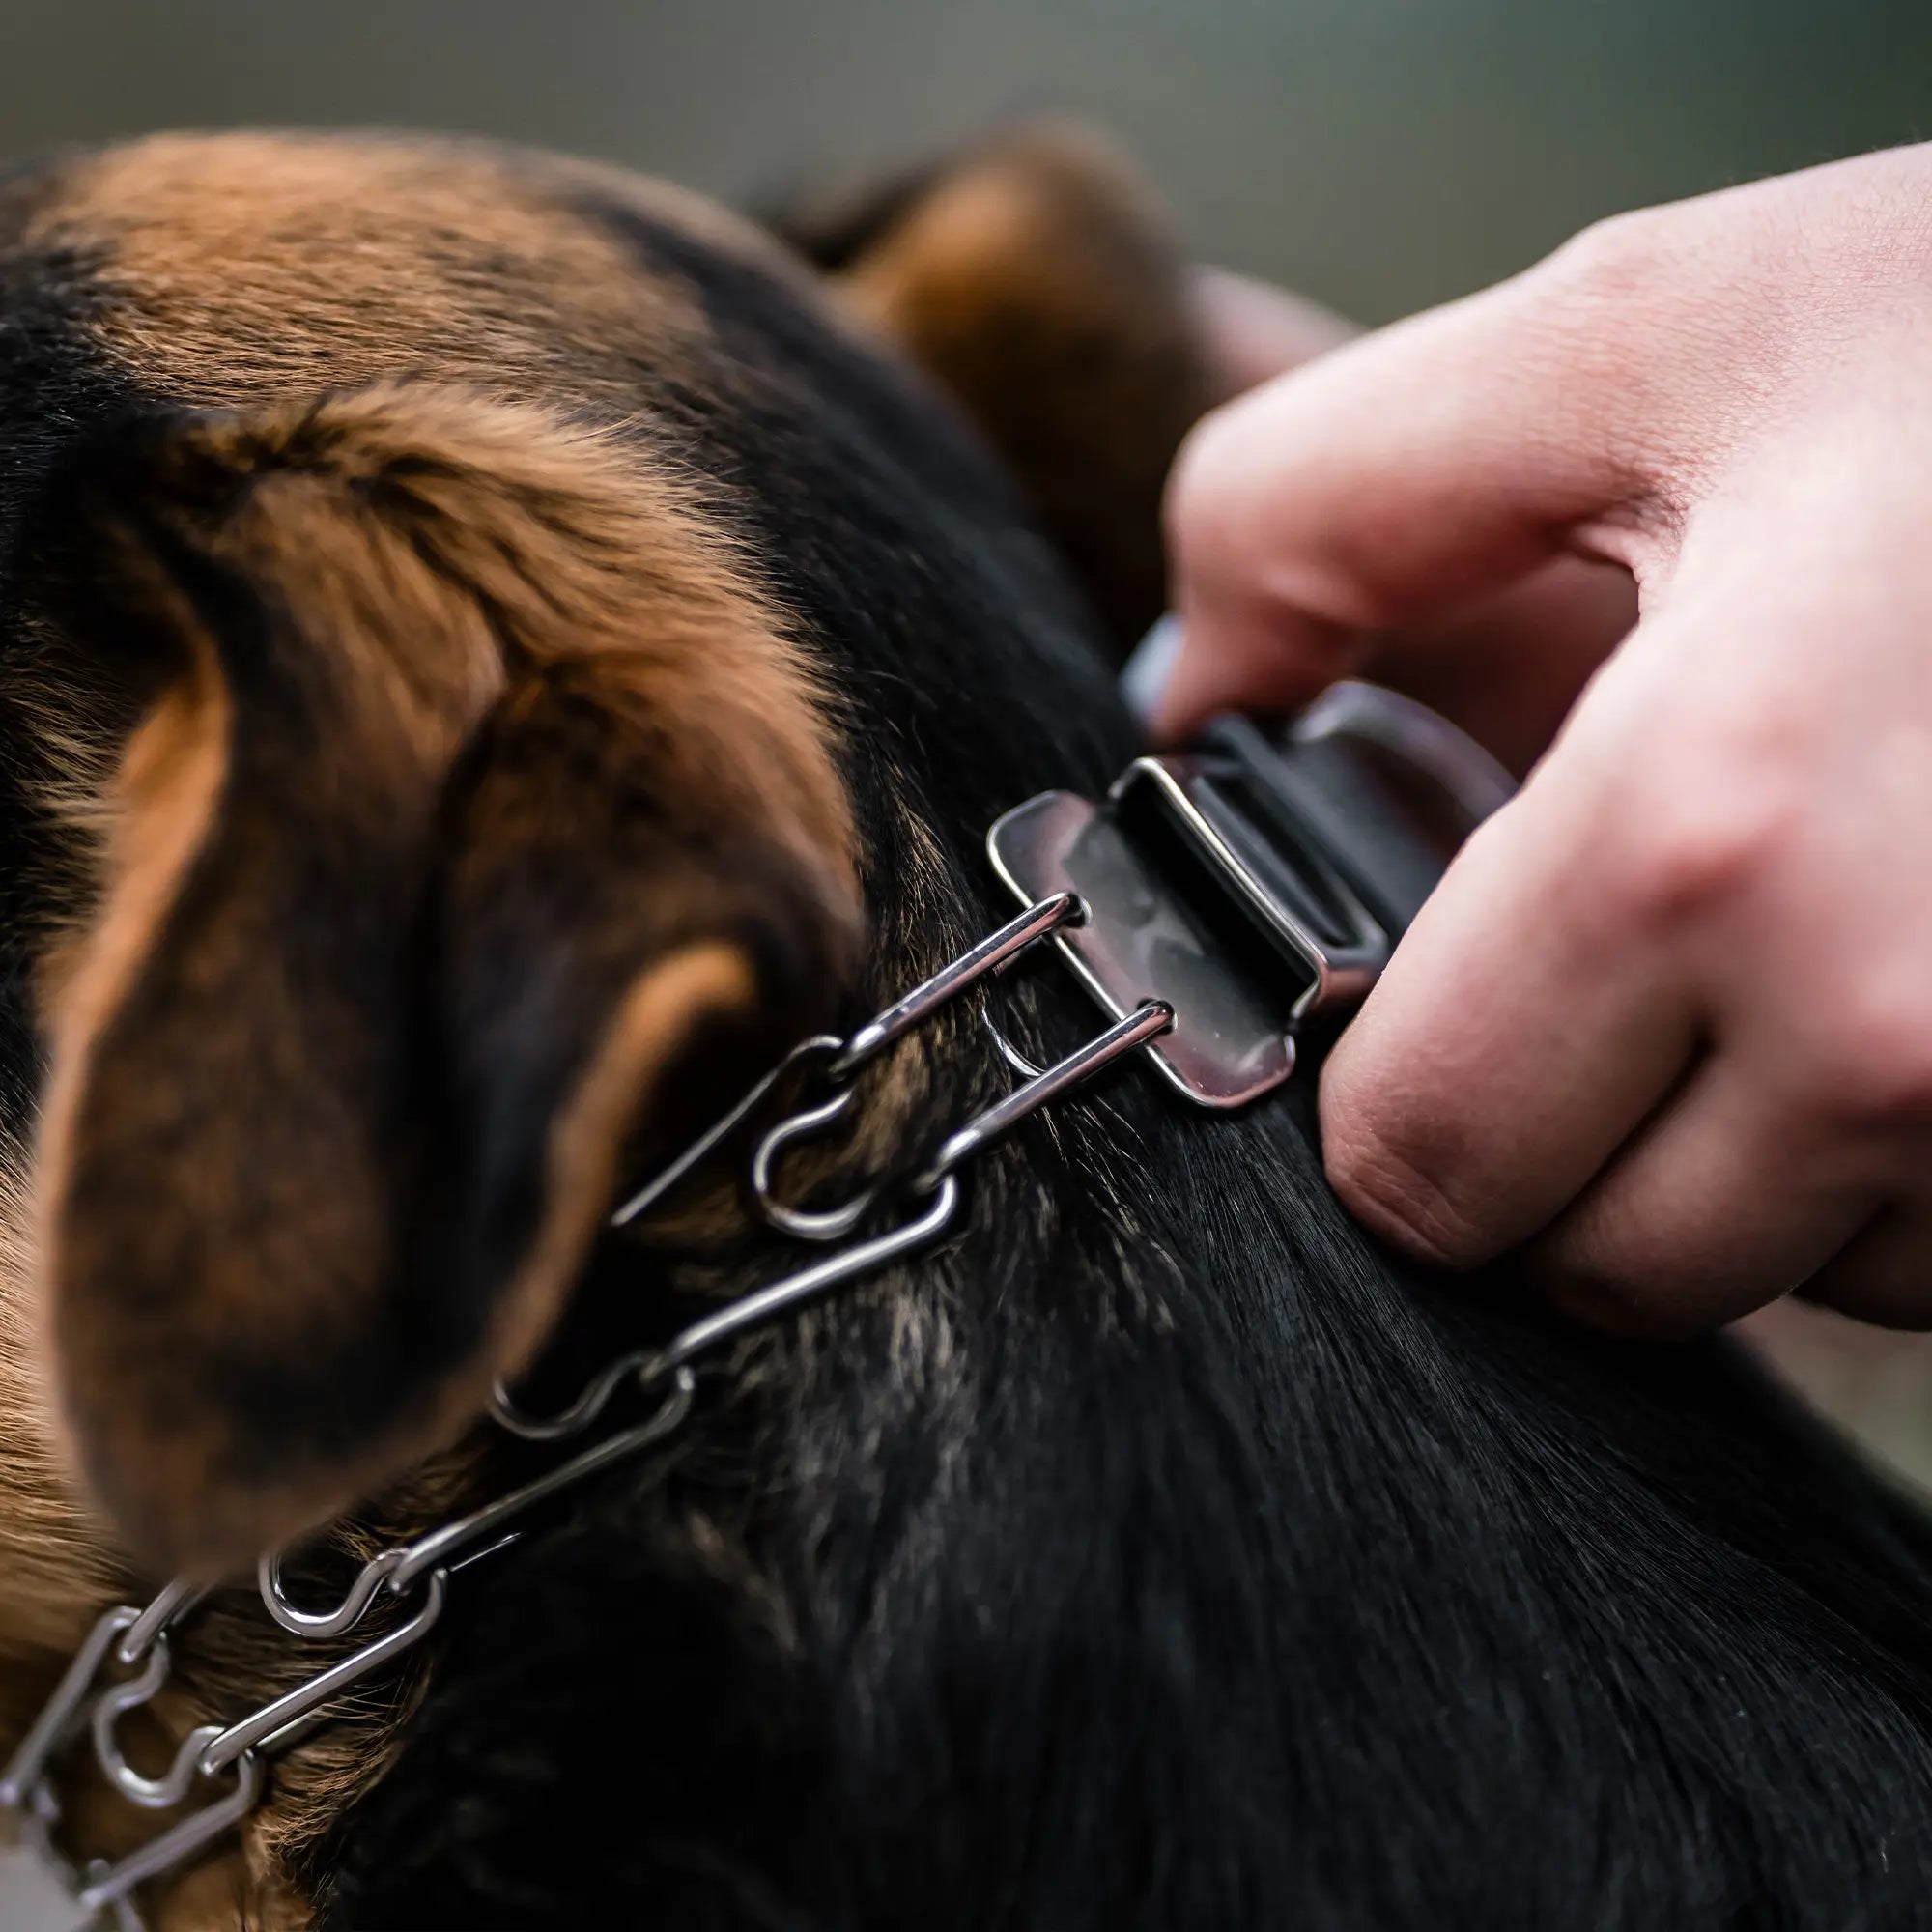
[{"x1": 2, "y1": 125, "x2": 1932, "y2": 1930}]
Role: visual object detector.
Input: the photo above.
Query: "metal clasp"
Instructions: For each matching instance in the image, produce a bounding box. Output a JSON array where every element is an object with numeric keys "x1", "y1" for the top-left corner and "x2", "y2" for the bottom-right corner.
[{"x1": 987, "y1": 684, "x2": 1514, "y2": 1108}]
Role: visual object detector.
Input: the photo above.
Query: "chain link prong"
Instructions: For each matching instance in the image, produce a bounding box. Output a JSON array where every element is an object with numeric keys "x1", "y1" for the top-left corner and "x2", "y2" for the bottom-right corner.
[
  {"x1": 917, "y1": 1001, "x2": 1173, "y2": 1190},
  {"x1": 5, "y1": 887, "x2": 1171, "y2": 1920}
]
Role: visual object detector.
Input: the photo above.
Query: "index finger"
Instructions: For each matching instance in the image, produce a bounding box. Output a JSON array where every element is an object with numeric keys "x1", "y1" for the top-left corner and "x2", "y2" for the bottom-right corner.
[
  {"x1": 1316, "y1": 672, "x2": 1701, "y2": 1268},
  {"x1": 1157, "y1": 254, "x2": 1657, "y2": 740}
]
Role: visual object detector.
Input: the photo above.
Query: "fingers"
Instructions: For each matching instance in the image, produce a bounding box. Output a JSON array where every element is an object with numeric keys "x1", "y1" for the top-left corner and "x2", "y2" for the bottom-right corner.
[
  {"x1": 1318, "y1": 722, "x2": 1703, "y2": 1270},
  {"x1": 1804, "y1": 1208, "x2": 1932, "y2": 1330},
  {"x1": 1318, "y1": 573, "x2": 1932, "y2": 1332},
  {"x1": 1186, "y1": 267, "x2": 1355, "y2": 396},
  {"x1": 1157, "y1": 250, "x2": 1656, "y2": 740},
  {"x1": 1363, "y1": 557, "x2": 1636, "y2": 777},
  {"x1": 1163, "y1": 158, "x2": 1932, "y2": 1341},
  {"x1": 1524, "y1": 1054, "x2": 1876, "y2": 1335}
]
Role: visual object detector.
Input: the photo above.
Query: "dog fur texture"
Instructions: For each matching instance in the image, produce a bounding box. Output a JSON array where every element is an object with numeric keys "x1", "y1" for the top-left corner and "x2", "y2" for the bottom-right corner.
[{"x1": 0, "y1": 128, "x2": 1929, "y2": 1931}]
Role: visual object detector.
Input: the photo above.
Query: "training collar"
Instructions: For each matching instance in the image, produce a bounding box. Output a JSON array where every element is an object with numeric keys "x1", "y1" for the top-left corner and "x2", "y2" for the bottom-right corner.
[{"x1": 0, "y1": 682, "x2": 1511, "y2": 1928}]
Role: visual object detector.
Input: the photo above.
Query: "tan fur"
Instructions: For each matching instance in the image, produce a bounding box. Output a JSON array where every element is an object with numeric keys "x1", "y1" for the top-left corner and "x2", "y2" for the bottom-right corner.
[
  {"x1": 0, "y1": 1107, "x2": 473, "y2": 1932},
  {"x1": 28, "y1": 133, "x2": 712, "y2": 411},
  {"x1": 39, "y1": 393, "x2": 516, "y2": 1561},
  {"x1": 824, "y1": 127, "x2": 1214, "y2": 645},
  {"x1": 0, "y1": 122, "x2": 1205, "y2": 1930},
  {"x1": 0, "y1": 378, "x2": 858, "y2": 1924},
  {"x1": 0, "y1": 1145, "x2": 123, "y2": 1713},
  {"x1": 34, "y1": 609, "x2": 233, "y2": 1280},
  {"x1": 496, "y1": 942, "x2": 759, "y2": 1378},
  {"x1": 40, "y1": 382, "x2": 856, "y2": 1573}
]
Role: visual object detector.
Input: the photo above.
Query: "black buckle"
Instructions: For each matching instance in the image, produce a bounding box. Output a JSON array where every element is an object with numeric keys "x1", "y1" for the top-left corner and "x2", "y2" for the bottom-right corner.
[{"x1": 986, "y1": 683, "x2": 1514, "y2": 1107}]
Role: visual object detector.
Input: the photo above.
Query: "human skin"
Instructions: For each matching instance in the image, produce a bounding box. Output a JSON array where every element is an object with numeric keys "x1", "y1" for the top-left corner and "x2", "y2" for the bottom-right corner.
[{"x1": 1162, "y1": 146, "x2": 1932, "y2": 1334}]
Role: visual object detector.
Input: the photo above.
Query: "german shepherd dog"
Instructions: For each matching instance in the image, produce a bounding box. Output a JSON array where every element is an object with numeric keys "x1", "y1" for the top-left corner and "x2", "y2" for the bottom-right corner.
[{"x1": 2, "y1": 127, "x2": 1932, "y2": 1931}]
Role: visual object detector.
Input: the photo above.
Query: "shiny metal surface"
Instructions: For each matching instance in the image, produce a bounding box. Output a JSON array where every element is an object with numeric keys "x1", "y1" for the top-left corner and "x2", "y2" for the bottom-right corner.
[
  {"x1": 73, "y1": 1756, "x2": 263, "y2": 1918},
  {"x1": 750, "y1": 1080, "x2": 872, "y2": 1241},
  {"x1": 199, "y1": 1574, "x2": 449, "y2": 1774},
  {"x1": 1113, "y1": 750, "x2": 1390, "y2": 1005},
  {"x1": 655, "y1": 1179, "x2": 960, "y2": 1371},
  {"x1": 1293, "y1": 680, "x2": 1517, "y2": 828},
  {"x1": 5, "y1": 698, "x2": 1502, "y2": 1916},
  {"x1": 92, "y1": 1649, "x2": 220, "y2": 1810},
  {"x1": 988, "y1": 791, "x2": 1299, "y2": 1107},
  {"x1": 113, "y1": 1584, "x2": 205, "y2": 1669},
  {"x1": 750, "y1": 895, "x2": 1082, "y2": 1239},
  {"x1": 386, "y1": 1379, "x2": 696, "y2": 1594},
  {"x1": 259, "y1": 1547, "x2": 409, "y2": 1640},
  {"x1": 0, "y1": 1608, "x2": 141, "y2": 1811},
  {"x1": 919, "y1": 1002, "x2": 1173, "y2": 1186},
  {"x1": 832, "y1": 893, "x2": 1081, "y2": 1077},
  {"x1": 608, "y1": 1033, "x2": 843, "y2": 1229}
]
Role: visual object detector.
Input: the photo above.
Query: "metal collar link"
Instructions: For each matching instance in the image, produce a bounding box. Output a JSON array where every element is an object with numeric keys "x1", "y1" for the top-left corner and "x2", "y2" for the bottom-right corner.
[
  {"x1": 0, "y1": 898, "x2": 1172, "y2": 1928},
  {"x1": 0, "y1": 685, "x2": 1509, "y2": 1926}
]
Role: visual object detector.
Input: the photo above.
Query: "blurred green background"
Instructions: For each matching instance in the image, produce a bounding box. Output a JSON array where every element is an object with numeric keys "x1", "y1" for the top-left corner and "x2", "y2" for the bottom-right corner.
[{"x1": 2, "y1": 0, "x2": 1927, "y2": 324}]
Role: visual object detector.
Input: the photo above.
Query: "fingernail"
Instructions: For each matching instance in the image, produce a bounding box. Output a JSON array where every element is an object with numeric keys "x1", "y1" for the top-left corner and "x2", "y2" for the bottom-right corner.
[{"x1": 1121, "y1": 613, "x2": 1184, "y2": 723}]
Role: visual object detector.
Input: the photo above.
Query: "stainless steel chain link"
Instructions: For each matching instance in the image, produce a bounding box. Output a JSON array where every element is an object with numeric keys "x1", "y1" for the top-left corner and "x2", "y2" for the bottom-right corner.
[{"x1": 0, "y1": 891, "x2": 1170, "y2": 1927}]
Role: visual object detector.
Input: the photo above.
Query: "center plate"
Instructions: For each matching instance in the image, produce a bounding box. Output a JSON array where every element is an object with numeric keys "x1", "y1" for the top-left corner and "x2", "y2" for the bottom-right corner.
[{"x1": 987, "y1": 790, "x2": 1297, "y2": 1109}]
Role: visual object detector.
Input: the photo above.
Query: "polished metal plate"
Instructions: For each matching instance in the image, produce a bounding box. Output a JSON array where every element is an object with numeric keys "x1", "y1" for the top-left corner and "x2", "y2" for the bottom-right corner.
[{"x1": 987, "y1": 790, "x2": 1298, "y2": 1107}]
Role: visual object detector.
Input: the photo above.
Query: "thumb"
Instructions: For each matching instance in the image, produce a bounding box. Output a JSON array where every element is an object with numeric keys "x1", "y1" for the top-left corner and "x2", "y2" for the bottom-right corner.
[{"x1": 1155, "y1": 260, "x2": 1652, "y2": 740}]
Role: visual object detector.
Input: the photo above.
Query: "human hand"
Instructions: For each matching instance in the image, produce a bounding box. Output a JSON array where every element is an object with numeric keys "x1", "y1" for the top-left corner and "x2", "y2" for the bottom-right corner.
[{"x1": 1162, "y1": 145, "x2": 1932, "y2": 1332}]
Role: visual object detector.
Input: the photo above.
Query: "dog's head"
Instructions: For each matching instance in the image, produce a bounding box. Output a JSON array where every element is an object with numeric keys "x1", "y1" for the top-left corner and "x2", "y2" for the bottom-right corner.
[{"x1": 0, "y1": 128, "x2": 1222, "y2": 1584}]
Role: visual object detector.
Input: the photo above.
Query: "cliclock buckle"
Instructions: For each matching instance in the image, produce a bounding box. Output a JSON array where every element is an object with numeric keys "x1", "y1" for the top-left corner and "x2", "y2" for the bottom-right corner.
[{"x1": 987, "y1": 682, "x2": 1515, "y2": 1108}]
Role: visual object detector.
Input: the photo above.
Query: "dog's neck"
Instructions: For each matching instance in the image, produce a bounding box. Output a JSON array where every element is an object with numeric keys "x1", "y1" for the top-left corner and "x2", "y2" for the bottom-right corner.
[{"x1": 0, "y1": 684, "x2": 1508, "y2": 1929}]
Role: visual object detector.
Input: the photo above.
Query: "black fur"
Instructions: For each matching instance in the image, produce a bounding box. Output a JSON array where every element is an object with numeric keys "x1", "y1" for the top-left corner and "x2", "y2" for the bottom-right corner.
[
  {"x1": 2, "y1": 153, "x2": 1931, "y2": 1930},
  {"x1": 311, "y1": 197, "x2": 1932, "y2": 1927},
  {"x1": 0, "y1": 164, "x2": 139, "y2": 1121}
]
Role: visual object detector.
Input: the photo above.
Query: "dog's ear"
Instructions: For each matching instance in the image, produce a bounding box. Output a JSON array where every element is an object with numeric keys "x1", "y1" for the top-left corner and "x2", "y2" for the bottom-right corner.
[
  {"x1": 780, "y1": 126, "x2": 1219, "y2": 653},
  {"x1": 24, "y1": 387, "x2": 859, "y2": 1574}
]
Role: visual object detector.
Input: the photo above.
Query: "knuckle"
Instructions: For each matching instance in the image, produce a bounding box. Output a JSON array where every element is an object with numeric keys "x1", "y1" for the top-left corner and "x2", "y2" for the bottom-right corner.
[
  {"x1": 1604, "y1": 761, "x2": 1798, "y2": 930},
  {"x1": 1169, "y1": 396, "x2": 1258, "y2": 526},
  {"x1": 1323, "y1": 1121, "x2": 1492, "y2": 1271},
  {"x1": 1535, "y1": 206, "x2": 1674, "y2": 309}
]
